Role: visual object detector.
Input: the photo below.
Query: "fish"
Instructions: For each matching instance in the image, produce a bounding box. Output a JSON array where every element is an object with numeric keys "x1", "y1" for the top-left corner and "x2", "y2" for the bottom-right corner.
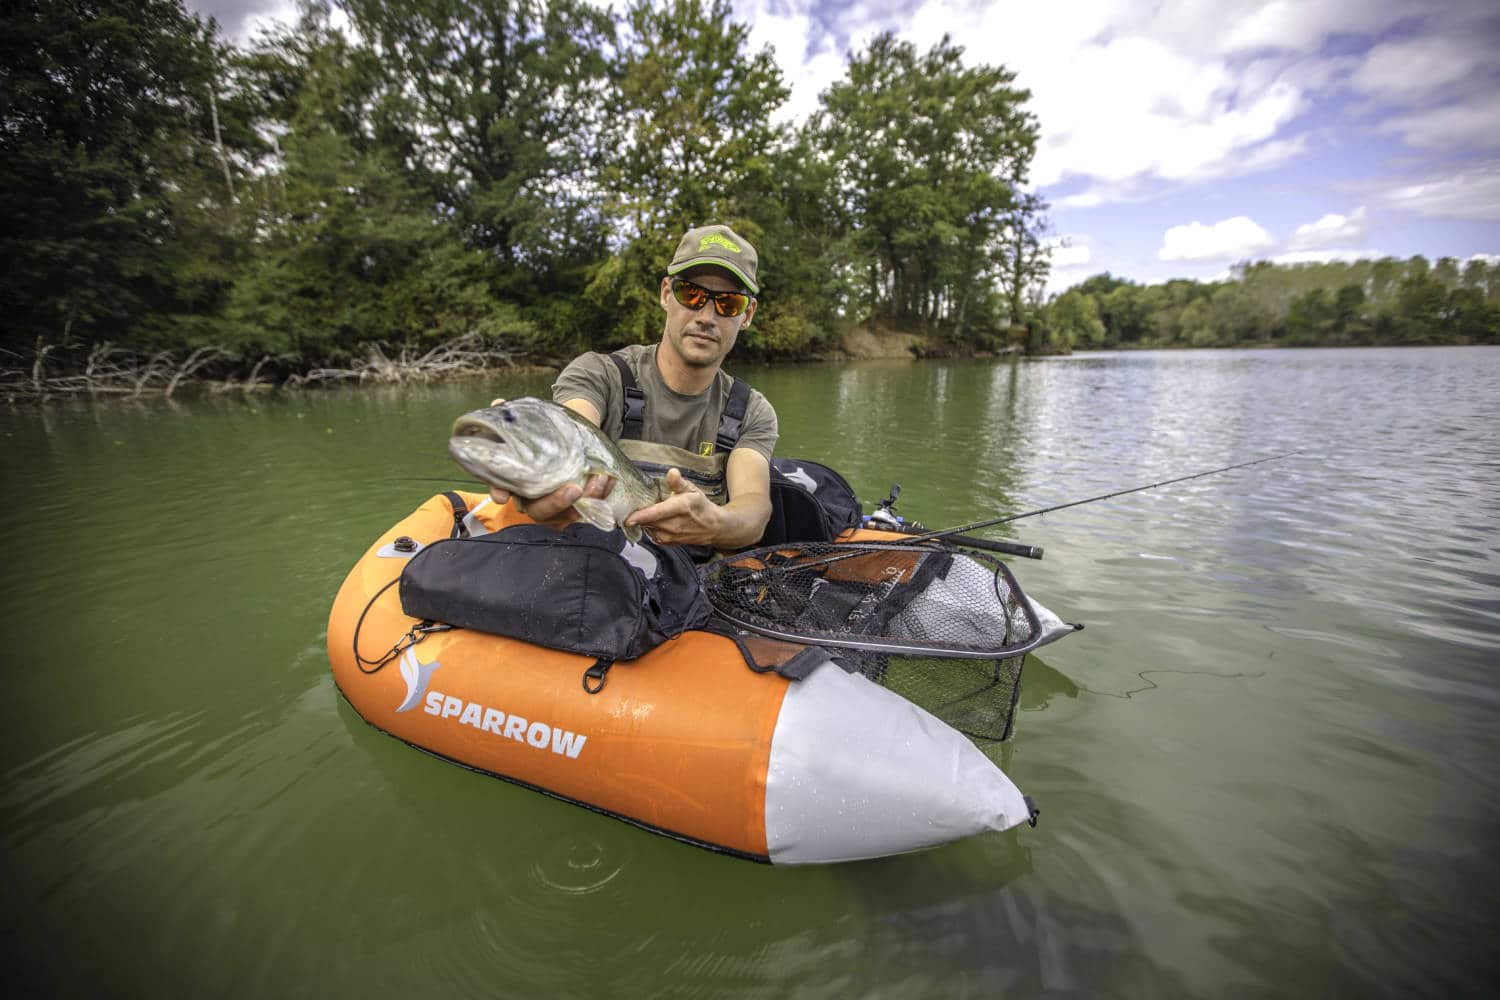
[{"x1": 448, "y1": 397, "x2": 667, "y2": 542}]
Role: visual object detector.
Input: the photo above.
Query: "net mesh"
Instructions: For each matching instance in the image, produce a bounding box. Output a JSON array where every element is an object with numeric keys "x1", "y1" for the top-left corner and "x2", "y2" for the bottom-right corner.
[{"x1": 701, "y1": 542, "x2": 1041, "y2": 741}]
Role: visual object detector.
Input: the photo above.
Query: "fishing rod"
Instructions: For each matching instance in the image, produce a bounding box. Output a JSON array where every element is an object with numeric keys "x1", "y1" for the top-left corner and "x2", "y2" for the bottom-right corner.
[
  {"x1": 903, "y1": 449, "x2": 1302, "y2": 545},
  {"x1": 753, "y1": 450, "x2": 1301, "y2": 576}
]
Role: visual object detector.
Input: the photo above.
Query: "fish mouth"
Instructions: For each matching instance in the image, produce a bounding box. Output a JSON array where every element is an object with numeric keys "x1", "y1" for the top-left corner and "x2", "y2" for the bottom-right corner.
[
  {"x1": 451, "y1": 413, "x2": 506, "y2": 443},
  {"x1": 447, "y1": 432, "x2": 529, "y2": 490}
]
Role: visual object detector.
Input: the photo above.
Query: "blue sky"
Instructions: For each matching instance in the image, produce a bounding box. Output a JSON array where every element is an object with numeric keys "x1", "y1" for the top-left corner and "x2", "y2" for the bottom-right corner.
[{"x1": 195, "y1": 0, "x2": 1500, "y2": 292}]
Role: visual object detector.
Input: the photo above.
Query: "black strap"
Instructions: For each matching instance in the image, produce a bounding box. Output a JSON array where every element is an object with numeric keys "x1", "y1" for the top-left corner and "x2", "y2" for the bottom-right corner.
[
  {"x1": 441, "y1": 491, "x2": 470, "y2": 539},
  {"x1": 352, "y1": 576, "x2": 455, "y2": 675},
  {"x1": 715, "y1": 376, "x2": 750, "y2": 454},
  {"x1": 606, "y1": 352, "x2": 646, "y2": 441},
  {"x1": 608, "y1": 350, "x2": 748, "y2": 453}
]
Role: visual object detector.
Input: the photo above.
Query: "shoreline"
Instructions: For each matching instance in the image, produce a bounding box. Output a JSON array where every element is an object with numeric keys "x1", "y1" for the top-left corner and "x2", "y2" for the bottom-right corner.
[{"x1": 8, "y1": 337, "x2": 1497, "y2": 405}]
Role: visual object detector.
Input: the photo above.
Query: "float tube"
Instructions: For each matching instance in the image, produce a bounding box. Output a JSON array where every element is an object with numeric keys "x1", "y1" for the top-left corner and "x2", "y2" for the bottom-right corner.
[{"x1": 328, "y1": 492, "x2": 1041, "y2": 864}]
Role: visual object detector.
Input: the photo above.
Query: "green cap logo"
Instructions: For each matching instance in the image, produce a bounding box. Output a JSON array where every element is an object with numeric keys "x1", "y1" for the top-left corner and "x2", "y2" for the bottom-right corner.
[
  {"x1": 699, "y1": 233, "x2": 741, "y2": 253},
  {"x1": 669, "y1": 224, "x2": 759, "y2": 293}
]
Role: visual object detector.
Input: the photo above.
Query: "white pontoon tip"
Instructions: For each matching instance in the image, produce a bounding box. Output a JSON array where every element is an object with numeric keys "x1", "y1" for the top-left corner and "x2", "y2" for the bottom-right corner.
[{"x1": 764, "y1": 659, "x2": 1032, "y2": 865}]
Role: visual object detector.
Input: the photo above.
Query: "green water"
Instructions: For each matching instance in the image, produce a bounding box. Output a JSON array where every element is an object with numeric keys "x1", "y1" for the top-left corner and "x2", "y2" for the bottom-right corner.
[{"x1": 3, "y1": 348, "x2": 1497, "y2": 996}]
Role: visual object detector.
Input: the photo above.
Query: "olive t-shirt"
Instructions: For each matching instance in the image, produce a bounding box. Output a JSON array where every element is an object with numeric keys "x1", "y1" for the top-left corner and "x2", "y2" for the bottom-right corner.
[{"x1": 552, "y1": 344, "x2": 778, "y2": 461}]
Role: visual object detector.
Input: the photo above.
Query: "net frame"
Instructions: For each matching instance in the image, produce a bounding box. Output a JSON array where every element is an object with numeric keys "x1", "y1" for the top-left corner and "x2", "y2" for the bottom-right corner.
[{"x1": 701, "y1": 541, "x2": 1046, "y2": 659}]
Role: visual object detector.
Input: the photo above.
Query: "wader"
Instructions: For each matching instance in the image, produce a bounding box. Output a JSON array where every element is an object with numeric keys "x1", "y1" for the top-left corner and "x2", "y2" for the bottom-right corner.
[
  {"x1": 603, "y1": 352, "x2": 862, "y2": 549},
  {"x1": 604, "y1": 352, "x2": 750, "y2": 505}
]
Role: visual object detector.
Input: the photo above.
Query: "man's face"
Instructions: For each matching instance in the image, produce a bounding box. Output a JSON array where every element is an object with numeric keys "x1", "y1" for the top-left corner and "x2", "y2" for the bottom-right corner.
[{"x1": 659, "y1": 266, "x2": 756, "y2": 371}]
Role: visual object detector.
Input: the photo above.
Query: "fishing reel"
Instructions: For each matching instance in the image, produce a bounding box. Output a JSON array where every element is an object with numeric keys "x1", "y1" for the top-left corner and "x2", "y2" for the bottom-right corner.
[{"x1": 863, "y1": 483, "x2": 923, "y2": 532}]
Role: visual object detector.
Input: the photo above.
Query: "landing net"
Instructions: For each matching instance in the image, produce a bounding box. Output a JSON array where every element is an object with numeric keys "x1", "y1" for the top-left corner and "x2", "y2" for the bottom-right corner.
[{"x1": 702, "y1": 541, "x2": 1044, "y2": 741}]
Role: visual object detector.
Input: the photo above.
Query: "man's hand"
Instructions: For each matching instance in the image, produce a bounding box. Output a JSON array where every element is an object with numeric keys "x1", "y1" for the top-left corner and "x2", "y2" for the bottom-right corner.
[
  {"x1": 489, "y1": 473, "x2": 613, "y2": 530},
  {"x1": 484, "y1": 396, "x2": 617, "y2": 528},
  {"x1": 625, "y1": 469, "x2": 724, "y2": 546}
]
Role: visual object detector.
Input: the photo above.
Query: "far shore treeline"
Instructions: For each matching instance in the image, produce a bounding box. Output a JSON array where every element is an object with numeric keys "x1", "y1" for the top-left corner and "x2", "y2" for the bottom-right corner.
[{"x1": 3, "y1": 1, "x2": 1497, "y2": 397}]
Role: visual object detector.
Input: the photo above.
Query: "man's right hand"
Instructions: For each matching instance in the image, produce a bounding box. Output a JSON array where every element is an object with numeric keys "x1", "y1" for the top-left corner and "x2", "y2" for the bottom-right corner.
[{"x1": 483, "y1": 397, "x2": 613, "y2": 529}]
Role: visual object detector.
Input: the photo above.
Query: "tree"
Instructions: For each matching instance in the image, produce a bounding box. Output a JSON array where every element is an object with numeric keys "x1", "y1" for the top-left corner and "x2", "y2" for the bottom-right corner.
[
  {"x1": 0, "y1": 0, "x2": 248, "y2": 355},
  {"x1": 995, "y1": 189, "x2": 1051, "y2": 336},
  {"x1": 226, "y1": 3, "x2": 527, "y2": 359},
  {"x1": 1208, "y1": 281, "x2": 1276, "y2": 343},
  {"x1": 1098, "y1": 283, "x2": 1157, "y2": 344},
  {"x1": 1285, "y1": 288, "x2": 1332, "y2": 344},
  {"x1": 813, "y1": 33, "x2": 1040, "y2": 342},
  {"x1": 341, "y1": 0, "x2": 615, "y2": 305},
  {"x1": 1044, "y1": 288, "x2": 1104, "y2": 349},
  {"x1": 743, "y1": 129, "x2": 852, "y2": 356},
  {"x1": 585, "y1": 0, "x2": 790, "y2": 349},
  {"x1": 1392, "y1": 268, "x2": 1447, "y2": 344},
  {"x1": 1448, "y1": 286, "x2": 1499, "y2": 343},
  {"x1": 1331, "y1": 284, "x2": 1367, "y2": 342}
]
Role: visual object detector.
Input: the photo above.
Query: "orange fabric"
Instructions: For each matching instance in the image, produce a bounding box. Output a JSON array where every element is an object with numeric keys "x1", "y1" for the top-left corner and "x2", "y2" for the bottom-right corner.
[{"x1": 327, "y1": 492, "x2": 787, "y2": 858}]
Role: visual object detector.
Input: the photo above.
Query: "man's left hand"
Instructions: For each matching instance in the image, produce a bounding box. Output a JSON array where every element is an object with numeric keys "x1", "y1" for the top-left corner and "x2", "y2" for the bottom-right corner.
[{"x1": 624, "y1": 468, "x2": 723, "y2": 546}]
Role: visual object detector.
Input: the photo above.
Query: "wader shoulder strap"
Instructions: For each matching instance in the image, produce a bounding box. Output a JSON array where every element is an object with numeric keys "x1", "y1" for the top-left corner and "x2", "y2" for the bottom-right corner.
[
  {"x1": 607, "y1": 350, "x2": 748, "y2": 453},
  {"x1": 715, "y1": 377, "x2": 750, "y2": 454},
  {"x1": 606, "y1": 352, "x2": 646, "y2": 441}
]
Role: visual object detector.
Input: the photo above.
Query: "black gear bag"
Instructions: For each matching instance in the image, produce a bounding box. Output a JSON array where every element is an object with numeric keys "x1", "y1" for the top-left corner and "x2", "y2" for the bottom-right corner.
[
  {"x1": 398, "y1": 523, "x2": 711, "y2": 662},
  {"x1": 760, "y1": 458, "x2": 863, "y2": 546}
]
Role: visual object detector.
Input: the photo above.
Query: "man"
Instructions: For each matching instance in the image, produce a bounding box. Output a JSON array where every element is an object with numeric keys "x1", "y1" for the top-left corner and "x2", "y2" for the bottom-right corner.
[{"x1": 488, "y1": 223, "x2": 777, "y2": 549}]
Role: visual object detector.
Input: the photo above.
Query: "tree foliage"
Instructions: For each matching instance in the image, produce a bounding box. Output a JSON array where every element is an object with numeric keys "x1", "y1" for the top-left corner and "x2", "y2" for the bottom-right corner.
[
  {"x1": 225, "y1": 6, "x2": 533, "y2": 361},
  {"x1": 1041, "y1": 256, "x2": 1500, "y2": 352},
  {"x1": 0, "y1": 0, "x2": 248, "y2": 356},
  {"x1": 342, "y1": 0, "x2": 615, "y2": 297},
  {"x1": 813, "y1": 34, "x2": 1039, "y2": 343}
]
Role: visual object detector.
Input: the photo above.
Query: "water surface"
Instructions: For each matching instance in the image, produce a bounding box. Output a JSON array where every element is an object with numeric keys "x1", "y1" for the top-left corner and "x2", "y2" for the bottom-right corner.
[{"x1": 3, "y1": 347, "x2": 1497, "y2": 995}]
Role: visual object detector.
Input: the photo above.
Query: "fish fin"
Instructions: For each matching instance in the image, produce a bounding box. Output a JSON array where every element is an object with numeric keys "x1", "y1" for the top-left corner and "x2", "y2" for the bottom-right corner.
[
  {"x1": 622, "y1": 522, "x2": 643, "y2": 543},
  {"x1": 573, "y1": 496, "x2": 617, "y2": 533}
]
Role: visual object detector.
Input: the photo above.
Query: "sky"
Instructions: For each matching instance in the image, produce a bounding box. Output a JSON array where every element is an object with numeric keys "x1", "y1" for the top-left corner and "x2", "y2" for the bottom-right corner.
[{"x1": 192, "y1": 0, "x2": 1500, "y2": 292}]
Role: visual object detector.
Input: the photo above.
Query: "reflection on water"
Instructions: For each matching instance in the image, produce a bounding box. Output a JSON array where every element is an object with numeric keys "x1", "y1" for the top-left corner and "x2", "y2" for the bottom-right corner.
[{"x1": 3, "y1": 347, "x2": 1498, "y2": 995}]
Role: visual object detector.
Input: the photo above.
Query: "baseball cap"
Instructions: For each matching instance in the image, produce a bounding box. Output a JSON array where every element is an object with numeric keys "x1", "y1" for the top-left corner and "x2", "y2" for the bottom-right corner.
[{"x1": 667, "y1": 224, "x2": 759, "y2": 294}]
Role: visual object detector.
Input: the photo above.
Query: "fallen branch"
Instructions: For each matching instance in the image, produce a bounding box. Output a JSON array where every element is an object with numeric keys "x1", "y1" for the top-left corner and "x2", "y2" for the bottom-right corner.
[{"x1": 3, "y1": 331, "x2": 519, "y2": 402}]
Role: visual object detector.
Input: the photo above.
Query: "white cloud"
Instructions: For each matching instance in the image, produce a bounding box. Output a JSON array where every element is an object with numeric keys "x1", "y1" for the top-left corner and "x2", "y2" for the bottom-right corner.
[
  {"x1": 1046, "y1": 238, "x2": 1092, "y2": 269},
  {"x1": 1286, "y1": 206, "x2": 1368, "y2": 251},
  {"x1": 1379, "y1": 92, "x2": 1500, "y2": 151},
  {"x1": 1219, "y1": 0, "x2": 1424, "y2": 55},
  {"x1": 1349, "y1": 35, "x2": 1490, "y2": 105},
  {"x1": 187, "y1": 0, "x2": 352, "y2": 44},
  {"x1": 1381, "y1": 163, "x2": 1500, "y2": 222},
  {"x1": 1013, "y1": 34, "x2": 1311, "y2": 189},
  {"x1": 1054, "y1": 189, "x2": 1108, "y2": 209},
  {"x1": 741, "y1": 7, "x2": 851, "y2": 125},
  {"x1": 938, "y1": 3, "x2": 1350, "y2": 194},
  {"x1": 734, "y1": 2, "x2": 1330, "y2": 193},
  {"x1": 1159, "y1": 216, "x2": 1274, "y2": 261},
  {"x1": 186, "y1": 1, "x2": 297, "y2": 43}
]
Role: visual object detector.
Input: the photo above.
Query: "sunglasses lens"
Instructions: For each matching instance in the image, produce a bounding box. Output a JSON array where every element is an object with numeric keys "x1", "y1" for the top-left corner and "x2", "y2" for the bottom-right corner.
[
  {"x1": 712, "y1": 293, "x2": 749, "y2": 318},
  {"x1": 672, "y1": 278, "x2": 750, "y2": 317},
  {"x1": 672, "y1": 280, "x2": 708, "y2": 309}
]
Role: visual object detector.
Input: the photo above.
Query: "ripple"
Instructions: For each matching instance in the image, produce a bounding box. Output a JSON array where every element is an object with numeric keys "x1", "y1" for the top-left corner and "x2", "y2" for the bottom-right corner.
[{"x1": 529, "y1": 832, "x2": 629, "y2": 895}]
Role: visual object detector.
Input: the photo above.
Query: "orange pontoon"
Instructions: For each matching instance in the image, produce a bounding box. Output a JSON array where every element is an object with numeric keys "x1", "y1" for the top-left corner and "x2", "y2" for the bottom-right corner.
[{"x1": 328, "y1": 492, "x2": 1044, "y2": 864}]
